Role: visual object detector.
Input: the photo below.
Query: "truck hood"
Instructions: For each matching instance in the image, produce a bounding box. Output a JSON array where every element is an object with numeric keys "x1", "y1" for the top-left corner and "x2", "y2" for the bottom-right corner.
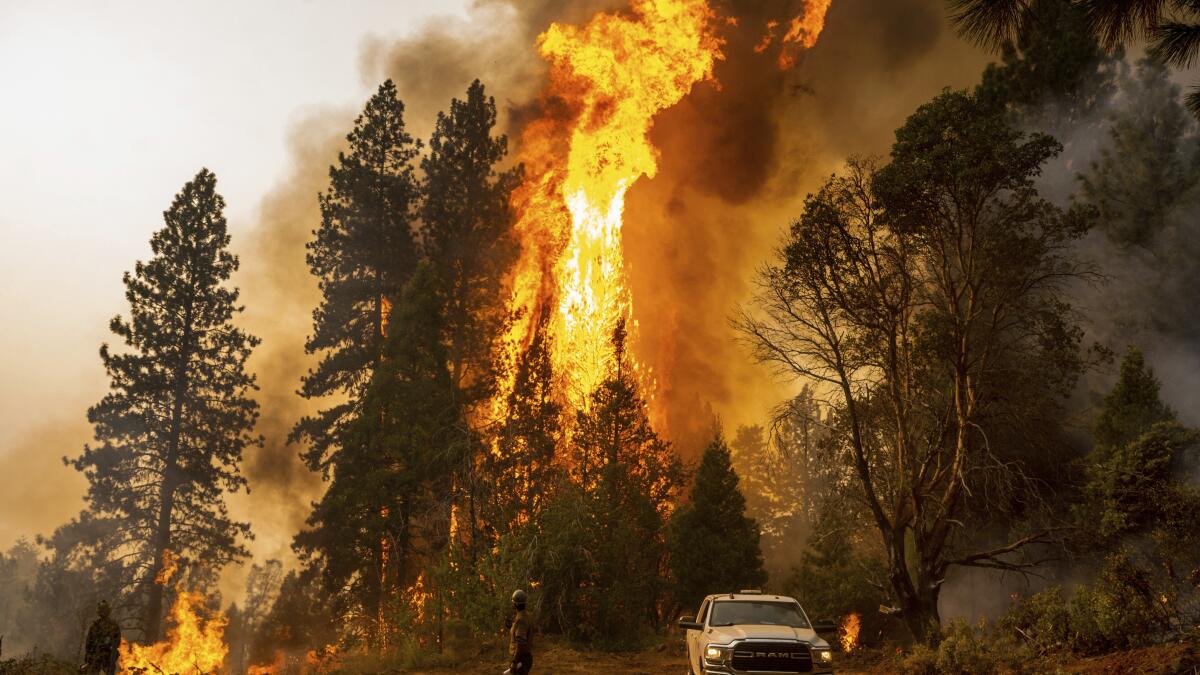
[{"x1": 704, "y1": 624, "x2": 830, "y2": 649}]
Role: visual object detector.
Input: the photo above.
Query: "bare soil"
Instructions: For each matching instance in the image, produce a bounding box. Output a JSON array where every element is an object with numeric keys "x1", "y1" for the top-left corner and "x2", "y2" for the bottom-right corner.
[{"x1": 399, "y1": 640, "x2": 1200, "y2": 675}]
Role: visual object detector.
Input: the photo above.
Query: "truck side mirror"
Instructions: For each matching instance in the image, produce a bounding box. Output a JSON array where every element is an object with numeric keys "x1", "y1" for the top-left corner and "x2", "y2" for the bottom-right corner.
[
  {"x1": 812, "y1": 619, "x2": 837, "y2": 634},
  {"x1": 678, "y1": 615, "x2": 704, "y2": 631}
]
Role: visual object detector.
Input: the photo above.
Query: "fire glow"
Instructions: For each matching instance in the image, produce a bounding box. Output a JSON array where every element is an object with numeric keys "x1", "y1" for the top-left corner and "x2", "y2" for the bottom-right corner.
[
  {"x1": 120, "y1": 551, "x2": 228, "y2": 673},
  {"x1": 497, "y1": 0, "x2": 831, "y2": 415},
  {"x1": 500, "y1": 0, "x2": 722, "y2": 410}
]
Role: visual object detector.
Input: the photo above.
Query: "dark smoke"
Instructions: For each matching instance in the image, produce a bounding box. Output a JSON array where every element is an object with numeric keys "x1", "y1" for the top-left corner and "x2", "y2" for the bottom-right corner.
[{"x1": 625, "y1": 0, "x2": 989, "y2": 458}]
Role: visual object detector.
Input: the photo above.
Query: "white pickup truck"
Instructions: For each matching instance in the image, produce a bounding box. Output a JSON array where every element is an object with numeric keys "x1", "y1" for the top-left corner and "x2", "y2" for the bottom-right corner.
[{"x1": 678, "y1": 591, "x2": 835, "y2": 675}]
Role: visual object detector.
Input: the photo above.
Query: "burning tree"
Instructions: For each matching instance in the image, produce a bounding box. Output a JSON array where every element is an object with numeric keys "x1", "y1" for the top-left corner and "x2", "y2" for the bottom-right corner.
[
  {"x1": 68, "y1": 169, "x2": 260, "y2": 642},
  {"x1": 738, "y1": 90, "x2": 1094, "y2": 642}
]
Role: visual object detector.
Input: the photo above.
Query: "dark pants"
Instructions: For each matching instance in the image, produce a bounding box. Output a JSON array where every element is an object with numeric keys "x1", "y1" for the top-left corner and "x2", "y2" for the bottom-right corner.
[{"x1": 511, "y1": 652, "x2": 533, "y2": 674}]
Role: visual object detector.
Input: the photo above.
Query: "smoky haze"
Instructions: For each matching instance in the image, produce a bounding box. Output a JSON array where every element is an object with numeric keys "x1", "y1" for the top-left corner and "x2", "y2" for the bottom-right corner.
[{"x1": 0, "y1": 0, "x2": 994, "y2": 602}]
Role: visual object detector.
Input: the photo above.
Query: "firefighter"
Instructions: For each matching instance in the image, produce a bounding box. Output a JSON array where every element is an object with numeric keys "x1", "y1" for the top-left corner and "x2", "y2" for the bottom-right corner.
[
  {"x1": 504, "y1": 589, "x2": 533, "y2": 675},
  {"x1": 80, "y1": 600, "x2": 121, "y2": 675}
]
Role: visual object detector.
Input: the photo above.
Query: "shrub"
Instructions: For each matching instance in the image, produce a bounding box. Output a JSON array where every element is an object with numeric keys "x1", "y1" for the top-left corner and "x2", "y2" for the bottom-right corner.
[
  {"x1": 1003, "y1": 553, "x2": 1173, "y2": 656},
  {"x1": 1001, "y1": 587, "x2": 1072, "y2": 654}
]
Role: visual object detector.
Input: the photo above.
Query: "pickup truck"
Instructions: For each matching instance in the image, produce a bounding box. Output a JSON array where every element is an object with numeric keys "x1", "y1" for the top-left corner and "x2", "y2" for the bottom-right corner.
[{"x1": 678, "y1": 591, "x2": 835, "y2": 674}]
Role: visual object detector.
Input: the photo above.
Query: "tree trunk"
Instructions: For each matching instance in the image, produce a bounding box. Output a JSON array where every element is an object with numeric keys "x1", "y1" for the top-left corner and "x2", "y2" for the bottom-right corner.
[{"x1": 146, "y1": 302, "x2": 192, "y2": 643}]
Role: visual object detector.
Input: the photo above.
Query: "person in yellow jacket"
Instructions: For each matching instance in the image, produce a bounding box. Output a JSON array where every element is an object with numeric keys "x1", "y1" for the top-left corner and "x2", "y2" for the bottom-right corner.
[{"x1": 504, "y1": 589, "x2": 533, "y2": 674}]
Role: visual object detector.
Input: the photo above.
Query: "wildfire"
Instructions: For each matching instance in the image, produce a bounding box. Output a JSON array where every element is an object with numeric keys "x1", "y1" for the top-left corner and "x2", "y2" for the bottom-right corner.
[
  {"x1": 496, "y1": 0, "x2": 833, "y2": 419},
  {"x1": 120, "y1": 550, "x2": 228, "y2": 674},
  {"x1": 754, "y1": 0, "x2": 832, "y2": 69},
  {"x1": 499, "y1": 0, "x2": 722, "y2": 411},
  {"x1": 839, "y1": 612, "x2": 861, "y2": 653}
]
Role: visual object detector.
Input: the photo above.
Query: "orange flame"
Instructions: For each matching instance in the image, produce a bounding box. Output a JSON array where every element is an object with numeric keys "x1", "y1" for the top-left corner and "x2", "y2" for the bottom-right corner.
[
  {"x1": 755, "y1": 0, "x2": 832, "y2": 69},
  {"x1": 120, "y1": 592, "x2": 228, "y2": 673},
  {"x1": 499, "y1": 0, "x2": 722, "y2": 413},
  {"x1": 839, "y1": 612, "x2": 861, "y2": 652}
]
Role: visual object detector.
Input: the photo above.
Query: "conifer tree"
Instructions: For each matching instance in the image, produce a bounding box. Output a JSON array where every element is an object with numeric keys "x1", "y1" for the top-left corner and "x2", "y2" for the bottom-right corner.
[
  {"x1": 1092, "y1": 347, "x2": 1175, "y2": 452},
  {"x1": 293, "y1": 79, "x2": 422, "y2": 472},
  {"x1": 420, "y1": 79, "x2": 521, "y2": 400},
  {"x1": 1081, "y1": 348, "x2": 1200, "y2": 547},
  {"x1": 69, "y1": 168, "x2": 260, "y2": 641},
  {"x1": 1080, "y1": 59, "x2": 1200, "y2": 251},
  {"x1": 488, "y1": 314, "x2": 562, "y2": 535},
  {"x1": 419, "y1": 79, "x2": 520, "y2": 562},
  {"x1": 565, "y1": 321, "x2": 684, "y2": 643},
  {"x1": 668, "y1": 435, "x2": 767, "y2": 609},
  {"x1": 295, "y1": 264, "x2": 461, "y2": 644}
]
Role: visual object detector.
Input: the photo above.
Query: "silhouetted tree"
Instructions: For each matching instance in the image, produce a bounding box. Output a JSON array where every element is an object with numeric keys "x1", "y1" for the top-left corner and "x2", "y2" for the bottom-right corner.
[
  {"x1": 293, "y1": 79, "x2": 422, "y2": 473},
  {"x1": 739, "y1": 91, "x2": 1093, "y2": 642},
  {"x1": 295, "y1": 264, "x2": 461, "y2": 645},
  {"x1": 69, "y1": 169, "x2": 260, "y2": 641},
  {"x1": 668, "y1": 434, "x2": 766, "y2": 610},
  {"x1": 949, "y1": 0, "x2": 1200, "y2": 114}
]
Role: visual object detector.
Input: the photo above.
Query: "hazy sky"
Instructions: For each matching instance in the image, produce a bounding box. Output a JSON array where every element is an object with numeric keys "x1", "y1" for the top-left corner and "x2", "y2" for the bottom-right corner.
[{"x1": 0, "y1": 0, "x2": 468, "y2": 546}]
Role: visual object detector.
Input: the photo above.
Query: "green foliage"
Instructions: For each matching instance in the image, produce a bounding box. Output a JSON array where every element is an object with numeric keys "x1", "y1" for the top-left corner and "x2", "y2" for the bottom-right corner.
[
  {"x1": 976, "y1": 0, "x2": 1119, "y2": 127},
  {"x1": 1068, "y1": 554, "x2": 1170, "y2": 654},
  {"x1": 1080, "y1": 59, "x2": 1200, "y2": 251},
  {"x1": 785, "y1": 504, "x2": 888, "y2": 635},
  {"x1": 68, "y1": 168, "x2": 259, "y2": 640},
  {"x1": 667, "y1": 435, "x2": 767, "y2": 610},
  {"x1": 294, "y1": 79, "x2": 423, "y2": 472},
  {"x1": 1000, "y1": 586, "x2": 1073, "y2": 653},
  {"x1": 1091, "y1": 348, "x2": 1175, "y2": 452},
  {"x1": 520, "y1": 324, "x2": 683, "y2": 648},
  {"x1": 744, "y1": 86, "x2": 1091, "y2": 642},
  {"x1": 420, "y1": 78, "x2": 520, "y2": 403},
  {"x1": 295, "y1": 264, "x2": 461, "y2": 644},
  {"x1": 895, "y1": 620, "x2": 1024, "y2": 674},
  {"x1": 1078, "y1": 349, "x2": 1200, "y2": 557},
  {"x1": 1004, "y1": 554, "x2": 1173, "y2": 656},
  {"x1": 486, "y1": 316, "x2": 563, "y2": 539}
]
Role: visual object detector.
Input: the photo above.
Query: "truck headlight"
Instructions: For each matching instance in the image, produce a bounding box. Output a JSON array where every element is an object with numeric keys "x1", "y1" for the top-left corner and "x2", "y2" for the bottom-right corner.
[
  {"x1": 704, "y1": 645, "x2": 729, "y2": 662},
  {"x1": 814, "y1": 647, "x2": 833, "y2": 663}
]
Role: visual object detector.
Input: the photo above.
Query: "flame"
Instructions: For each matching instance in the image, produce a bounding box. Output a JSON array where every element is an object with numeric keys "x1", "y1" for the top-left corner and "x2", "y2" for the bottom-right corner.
[
  {"x1": 248, "y1": 645, "x2": 341, "y2": 675},
  {"x1": 120, "y1": 591, "x2": 228, "y2": 673},
  {"x1": 499, "y1": 0, "x2": 722, "y2": 412},
  {"x1": 754, "y1": 1, "x2": 832, "y2": 69},
  {"x1": 839, "y1": 612, "x2": 861, "y2": 652},
  {"x1": 154, "y1": 548, "x2": 180, "y2": 586}
]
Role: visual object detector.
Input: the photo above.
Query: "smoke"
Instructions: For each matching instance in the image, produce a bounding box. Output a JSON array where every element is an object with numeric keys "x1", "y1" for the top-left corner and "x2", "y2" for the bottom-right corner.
[
  {"x1": 0, "y1": 416, "x2": 89, "y2": 550},
  {"x1": 225, "y1": 0, "x2": 994, "y2": 588},
  {"x1": 624, "y1": 0, "x2": 989, "y2": 458},
  {"x1": 221, "y1": 109, "x2": 349, "y2": 600}
]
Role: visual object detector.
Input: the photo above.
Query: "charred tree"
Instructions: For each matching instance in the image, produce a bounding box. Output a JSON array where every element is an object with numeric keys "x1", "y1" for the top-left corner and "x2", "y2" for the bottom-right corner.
[{"x1": 69, "y1": 169, "x2": 259, "y2": 641}]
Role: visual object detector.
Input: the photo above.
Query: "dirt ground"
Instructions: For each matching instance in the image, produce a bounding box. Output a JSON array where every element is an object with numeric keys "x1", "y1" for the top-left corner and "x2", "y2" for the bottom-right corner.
[{"x1": 399, "y1": 640, "x2": 1200, "y2": 675}]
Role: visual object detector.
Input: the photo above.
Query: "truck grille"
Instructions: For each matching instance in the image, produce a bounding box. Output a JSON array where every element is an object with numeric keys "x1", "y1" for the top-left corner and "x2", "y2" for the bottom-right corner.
[{"x1": 730, "y1": 641, "x2": 813, "y2": 673}]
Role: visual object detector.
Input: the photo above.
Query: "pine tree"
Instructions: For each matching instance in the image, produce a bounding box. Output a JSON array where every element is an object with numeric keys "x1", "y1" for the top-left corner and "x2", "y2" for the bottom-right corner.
[
  {"x1": 975, "y1": 0, "x2": 1119, "y2": 128},
  {"x1": 418, "y1": 79, "x2": 520, "y2": 565},
  {"x1": 564, "y1": 321, "x2": 684, "y2": 644},
  {"x1": 69, "y1": 169, "x2": 260, "y2": 641},
  {"x1": 488, "y1": 314, "x2": 563, "y2": 535},
  {"x1": 420, "y1": 79, "x2": 521, "y2": 398},
  {"x1": 295, "y1": 264, "x2": 461, "y2": 644},
  {"x1": 1082, "y1": 348, "x2": 1199, "y2": 544},
  {"x1": 293, "y1": 79, "x2": 423, "y2": 472},
  {"x1": 668, "y1": 435, "x2": 767, "y2": 610},
  {"x1": 1092, "y1": 347, "x2": 1175, "y2": 452},
  {"x1": 1080, "y1": 59, "x2": 1200, "y2": 251}
]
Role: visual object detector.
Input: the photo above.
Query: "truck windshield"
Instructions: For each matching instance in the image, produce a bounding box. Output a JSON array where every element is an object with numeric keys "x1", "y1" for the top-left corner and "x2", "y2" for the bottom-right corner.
[{"x1": 709, "y1": 601, "x2": 810, "y2": 628}]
